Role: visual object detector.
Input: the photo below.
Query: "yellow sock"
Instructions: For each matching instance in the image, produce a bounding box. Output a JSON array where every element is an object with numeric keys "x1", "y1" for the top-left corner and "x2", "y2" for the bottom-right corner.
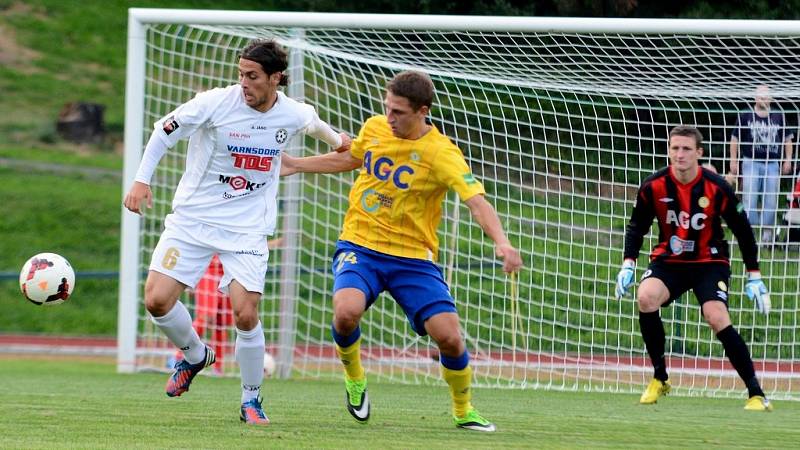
[
  {"x1": 442, "y1": 365, "x2": 473, "y2": 417},
  {"x1": 336, "y1": 338, "x2": 365, "y2": 381}
]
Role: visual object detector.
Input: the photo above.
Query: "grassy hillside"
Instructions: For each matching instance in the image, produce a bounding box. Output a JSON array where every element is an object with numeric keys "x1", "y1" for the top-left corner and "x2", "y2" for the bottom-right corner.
[
  {"x1": 0, "y1": 1, "x2": 280, "y2": 335},
  {"x1": 0, "y1": 0, "x2": 285, "y2": 148}
]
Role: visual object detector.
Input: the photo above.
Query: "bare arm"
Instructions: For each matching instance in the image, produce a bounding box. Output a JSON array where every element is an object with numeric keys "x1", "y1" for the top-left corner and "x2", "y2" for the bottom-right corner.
[
  {"x1": 281, "y1": 150, "x2": 361, "y2": 177},
  {"x1": 729, "y1": 136, "x2": 740, "y2": 176},
  {"x1": 783, "y1": 137, "x2": 794, "y2": 175},
  {"x1": 464, "y1": 194, "x2": 523, "y2": 273}
]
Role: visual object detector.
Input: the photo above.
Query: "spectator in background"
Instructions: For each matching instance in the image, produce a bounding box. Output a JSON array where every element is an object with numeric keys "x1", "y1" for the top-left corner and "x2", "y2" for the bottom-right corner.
[{"x1": 729, "y1": 84, "x2": 794, "y2": 245}]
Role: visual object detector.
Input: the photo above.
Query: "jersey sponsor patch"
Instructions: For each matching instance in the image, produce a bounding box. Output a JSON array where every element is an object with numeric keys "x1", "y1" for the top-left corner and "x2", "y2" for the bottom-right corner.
[
  {"x1": 218, "y1": 174, "x2": 266, "y2": 191},
  {"x1": 463, "y1": 173, "x2": 478, "y2": 185},
  {"x1": 669, "y1": 235, "x2": 695, "y2": 255},
  {"x1": 360, "y1": 188, "x2": 393, "y2": 212},
  {"x1": 163, "y1": 116, "x2": 180, "y2": 135}
]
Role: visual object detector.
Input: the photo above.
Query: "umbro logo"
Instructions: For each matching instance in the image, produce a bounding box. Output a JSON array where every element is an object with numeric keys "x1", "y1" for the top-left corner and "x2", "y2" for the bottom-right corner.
[{"x1": 659, "y1": 197, "x2": 674, "y2": 203}]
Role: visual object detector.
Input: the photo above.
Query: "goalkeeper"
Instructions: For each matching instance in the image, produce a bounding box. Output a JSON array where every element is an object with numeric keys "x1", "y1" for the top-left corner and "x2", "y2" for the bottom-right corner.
[
  {"x1": 615, "y1": 125, "x2": 772, "y2": 411},
  {"x1": 282, "y1": 70, "x2": 523, "y2": 431}
]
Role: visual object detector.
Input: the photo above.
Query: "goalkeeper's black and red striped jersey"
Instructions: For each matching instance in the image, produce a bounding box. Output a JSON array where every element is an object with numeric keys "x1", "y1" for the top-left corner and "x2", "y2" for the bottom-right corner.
[{"x1": 623, "y1": 166, "x2": 759, "y2": 270}]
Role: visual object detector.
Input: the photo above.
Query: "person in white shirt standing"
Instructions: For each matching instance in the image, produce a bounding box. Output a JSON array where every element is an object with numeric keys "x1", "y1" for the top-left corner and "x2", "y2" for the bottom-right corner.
[{"x1": 123, "y1": 39, "x2": 350, "y2": 425}]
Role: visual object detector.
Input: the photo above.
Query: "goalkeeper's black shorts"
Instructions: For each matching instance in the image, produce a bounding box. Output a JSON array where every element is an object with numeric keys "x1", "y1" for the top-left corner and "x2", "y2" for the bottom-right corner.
[{"x1": 641, "y1": 261, "x2": 731, "y2": 307}]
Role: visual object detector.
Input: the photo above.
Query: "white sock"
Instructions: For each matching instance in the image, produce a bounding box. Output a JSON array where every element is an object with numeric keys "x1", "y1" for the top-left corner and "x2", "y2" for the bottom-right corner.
[
  {"x1": 151, "y1": 301, "x2": 206, "y2": 365},
  {"x1": 236, "y1": 321, "x2": 265, "y2": 403}
]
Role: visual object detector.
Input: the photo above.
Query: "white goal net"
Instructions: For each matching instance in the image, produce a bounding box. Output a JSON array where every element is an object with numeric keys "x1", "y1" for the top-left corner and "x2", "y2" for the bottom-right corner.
[{"x1": 119, "y1": 10, "x2": 800, "y2": 400}]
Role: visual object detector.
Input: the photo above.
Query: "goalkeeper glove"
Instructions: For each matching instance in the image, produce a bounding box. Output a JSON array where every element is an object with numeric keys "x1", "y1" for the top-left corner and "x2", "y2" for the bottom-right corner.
[
  {"x1": 615, "y1": 259, "x2": 636, "y2": 300},
  {"x1": 745, "y1": 271, "x2": 771, "y2": 314}
]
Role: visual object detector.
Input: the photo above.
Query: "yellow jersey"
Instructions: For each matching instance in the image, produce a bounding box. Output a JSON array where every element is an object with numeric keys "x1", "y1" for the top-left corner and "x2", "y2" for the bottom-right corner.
[{"x1": 340, "y1": 115, "x2": 485, "y2": 261}]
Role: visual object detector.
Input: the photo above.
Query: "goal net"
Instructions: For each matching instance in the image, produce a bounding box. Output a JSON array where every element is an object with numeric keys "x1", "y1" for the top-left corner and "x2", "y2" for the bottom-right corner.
[{"x1": 119, "y1": 10, "x2": 800, "y2": 400}]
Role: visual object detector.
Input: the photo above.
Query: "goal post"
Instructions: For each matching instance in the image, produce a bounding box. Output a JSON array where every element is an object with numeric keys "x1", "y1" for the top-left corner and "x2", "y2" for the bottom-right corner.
[{"x1": 120, "y1": 9, "x2": 800, "y2": 400}]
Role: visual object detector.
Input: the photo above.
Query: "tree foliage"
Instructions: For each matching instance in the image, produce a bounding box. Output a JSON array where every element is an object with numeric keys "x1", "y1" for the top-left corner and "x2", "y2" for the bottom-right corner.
[{"x1": 259, "y1": 0, "x2": 800, "y2": 19}]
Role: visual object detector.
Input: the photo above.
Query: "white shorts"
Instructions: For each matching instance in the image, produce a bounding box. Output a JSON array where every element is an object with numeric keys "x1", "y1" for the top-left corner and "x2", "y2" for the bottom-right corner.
[{"x1": 149, "y1": 214, "x2": 270, "y2": 294}]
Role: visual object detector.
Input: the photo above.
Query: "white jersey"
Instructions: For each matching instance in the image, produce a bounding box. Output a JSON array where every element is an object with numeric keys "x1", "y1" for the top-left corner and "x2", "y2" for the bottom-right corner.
[{"x1": 152, "y1": 86, "x2": 316, "y2": 235}]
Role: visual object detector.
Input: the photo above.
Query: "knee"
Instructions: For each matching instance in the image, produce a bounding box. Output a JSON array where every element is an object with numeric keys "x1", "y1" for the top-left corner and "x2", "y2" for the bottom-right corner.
[
  {"x1": 637, "y1": 290, "x2": 663, "y2": 313},
  {"x1": 144, "y1": 285, "x2": 171, "y2": 317},
  {"x1": 434, "y1": 331, "x2": 465, "y2": 357},
  {"x1": 332, "y1": 291, "x2": 365, "y2": 335},
  {"x1": 704, "y1": 314, "x2": 726, "y2": 333},
  {"x1": 703, "y1": 307, "x2": 731, "y2": 333},
  {"x1": 333, "y1": 305, "x2": 361, "y2": 335},
  {"x1": 233, "y1": 307, "x2": 259, "y2": 331}
]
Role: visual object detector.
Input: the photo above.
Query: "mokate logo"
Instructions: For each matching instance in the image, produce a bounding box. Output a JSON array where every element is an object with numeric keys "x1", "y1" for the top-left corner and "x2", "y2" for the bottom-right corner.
[{"x1": 219, "y1": 174, "x2": 266, "y2": 191}]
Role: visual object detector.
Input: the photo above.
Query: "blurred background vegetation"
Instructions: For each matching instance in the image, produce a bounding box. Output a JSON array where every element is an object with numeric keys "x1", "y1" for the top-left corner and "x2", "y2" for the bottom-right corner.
[{"x1": 1, "y1": 0, "x2": 797, "y2": 336}]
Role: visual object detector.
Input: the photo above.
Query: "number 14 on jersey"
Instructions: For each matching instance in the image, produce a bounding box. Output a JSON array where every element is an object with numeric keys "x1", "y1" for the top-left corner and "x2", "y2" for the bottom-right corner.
[{"x1": 336, "y1": 251, "x2": 358, "y2": 272}]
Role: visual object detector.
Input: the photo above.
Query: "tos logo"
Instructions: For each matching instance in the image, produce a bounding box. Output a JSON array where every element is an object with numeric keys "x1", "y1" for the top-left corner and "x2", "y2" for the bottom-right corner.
[
  {"x1": 665, "y1": 210, "x2": 707, "y2": 230},
  {"x1": 232, "y1": 153, "x2": 273, "y2": 172}
]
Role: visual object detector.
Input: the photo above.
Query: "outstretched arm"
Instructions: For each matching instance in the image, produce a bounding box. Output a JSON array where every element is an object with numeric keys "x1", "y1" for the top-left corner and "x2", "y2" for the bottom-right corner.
[
  {"x1": 463, "y1": 194, "x2": 523, "y2": 273},
  {"x1": 281, "y1": 150, "x2": 361, "y2": 177}
]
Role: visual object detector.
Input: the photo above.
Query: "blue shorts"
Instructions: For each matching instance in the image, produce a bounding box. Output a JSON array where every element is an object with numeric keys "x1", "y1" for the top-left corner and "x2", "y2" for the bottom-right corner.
[{"x1": 332, "y1": 240, "x2": 456, "y2": 336}]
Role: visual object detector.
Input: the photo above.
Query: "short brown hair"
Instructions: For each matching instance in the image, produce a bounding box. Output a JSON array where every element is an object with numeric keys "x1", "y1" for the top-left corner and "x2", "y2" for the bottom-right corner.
[
  {"x1": 669, "y1": 125, "x2": 703, "y2": 148},
  {"x1": 386, "y1": 70, "x2": 434, "y2": 111},
  {"x1": 240, "y1": 39, "x2": 289, "y2": 86}
]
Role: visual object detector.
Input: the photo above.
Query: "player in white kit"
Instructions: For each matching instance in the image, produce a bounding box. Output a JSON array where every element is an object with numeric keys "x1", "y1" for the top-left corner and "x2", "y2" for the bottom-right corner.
[{"x1": 123, "y1": 40, "x2": 350, "y2": 425}]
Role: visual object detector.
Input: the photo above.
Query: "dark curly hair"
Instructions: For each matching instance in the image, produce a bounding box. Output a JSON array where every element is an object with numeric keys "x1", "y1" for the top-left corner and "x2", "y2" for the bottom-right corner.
[{"x1": 240, "y1": 39, "x2": 289, "y2": 86}]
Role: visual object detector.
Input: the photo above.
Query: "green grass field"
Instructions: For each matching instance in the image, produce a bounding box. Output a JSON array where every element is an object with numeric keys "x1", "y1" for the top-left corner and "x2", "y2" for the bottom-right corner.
[{"x1": 1, "y1": 357, "x2": 798, "y2": 449}]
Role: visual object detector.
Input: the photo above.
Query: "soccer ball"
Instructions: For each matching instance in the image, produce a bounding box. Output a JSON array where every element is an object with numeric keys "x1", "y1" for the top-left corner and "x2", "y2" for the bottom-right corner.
[
  {"x1": 264, "y1": 352, "x2": 276, "y2": 377},
  {"x1": 19, "y1": 253, "x2": 75, "y2": 306}
]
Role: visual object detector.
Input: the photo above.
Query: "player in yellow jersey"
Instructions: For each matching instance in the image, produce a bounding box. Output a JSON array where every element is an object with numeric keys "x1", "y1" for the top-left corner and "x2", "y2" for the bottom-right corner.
[{"x1": 282, "y1": 70, "x2": 523, "y2": 431}]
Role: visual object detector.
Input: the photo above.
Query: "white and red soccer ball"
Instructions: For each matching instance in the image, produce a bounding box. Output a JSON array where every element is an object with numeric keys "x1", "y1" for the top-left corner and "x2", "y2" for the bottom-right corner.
[
  {"x1": 19, "y1": 253, "x2": 75, "y2": 306},
  {"x1": 264, "y1": 352, "x2": 276, "y2": 377}
]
